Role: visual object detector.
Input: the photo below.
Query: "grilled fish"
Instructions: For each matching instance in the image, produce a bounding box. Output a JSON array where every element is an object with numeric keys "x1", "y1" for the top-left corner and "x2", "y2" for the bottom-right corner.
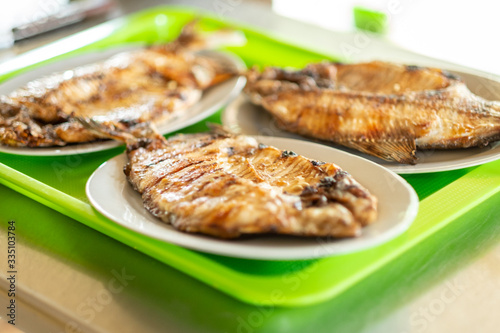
[
  {"x1": 245, "y1": 61, "x2": 500, "y2": 164},
  {"x1": 80, "y1": 119, "x2": 377, "y2": 238},
  {"x1": 0, "y1": 22, "x2": 244, "y2": 147}
]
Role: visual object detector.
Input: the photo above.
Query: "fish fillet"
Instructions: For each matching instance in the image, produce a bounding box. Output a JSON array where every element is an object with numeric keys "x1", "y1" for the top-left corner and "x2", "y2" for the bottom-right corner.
[
  {"x1": 0, "y1": 21, "x2": 243, "y2": 147},
  {"x1": 245, "y1": 61, "x2": 500, "y2": 164},
  {"x1": 80, "y1": 119, "x2": 377, "y2": 239}
]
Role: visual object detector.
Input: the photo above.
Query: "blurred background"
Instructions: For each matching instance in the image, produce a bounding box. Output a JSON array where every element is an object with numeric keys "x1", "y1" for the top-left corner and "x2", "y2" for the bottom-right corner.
[
  {"x1": 1, "y1": 0, "x2": 499, "y2": 73},
  {"x1": 1, "y1": 1, "x2": 500, "y2": 333},
  {"x1": 273, "y1": 0, "x2": 500, "y2": 74}
]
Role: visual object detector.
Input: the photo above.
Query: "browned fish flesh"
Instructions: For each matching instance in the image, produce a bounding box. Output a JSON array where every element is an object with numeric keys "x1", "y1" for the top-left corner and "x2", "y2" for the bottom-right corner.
[
  {"x1": 80, "y1": 119, "x2": 377, "y2": 239},
  {"x1": 0, "y1": 22, "x2": 243, "y2": 147},
  {"x1": 245, "y1": 61, "x2": 500, "y2": 164}
]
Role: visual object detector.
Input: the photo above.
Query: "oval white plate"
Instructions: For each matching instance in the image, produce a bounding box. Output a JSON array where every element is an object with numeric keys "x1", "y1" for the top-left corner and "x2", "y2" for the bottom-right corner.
[
  {"x1": 0, "y1": 47, "x2": 246, "y2": 156},
  {"x1": 86, "y1": 136, "x2": 419, "y2": 260},
  {"x1": 222, "y1": 95, "x2": 500, "y2": 174}
]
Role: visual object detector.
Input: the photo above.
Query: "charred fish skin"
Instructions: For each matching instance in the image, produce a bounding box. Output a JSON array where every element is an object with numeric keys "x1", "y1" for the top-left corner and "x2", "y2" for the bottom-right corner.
[
  {"x1": 122, "y1": 132, "x2": 377, "y2": 239},
  {"x1": 0, "y1": 22, "x2": 243, "y2": 148},
  {"x1": 76, "y1": 117, "x2": 377, "y2": 239},
  {"x1": 245, "y1": 61, "x2": 500, "y2": 164}
]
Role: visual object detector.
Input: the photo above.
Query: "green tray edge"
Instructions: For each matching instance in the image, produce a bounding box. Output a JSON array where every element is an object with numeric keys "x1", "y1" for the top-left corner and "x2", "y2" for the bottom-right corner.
[{"x1": 1, "y1": 155, "x2": 499, "y2": 307}]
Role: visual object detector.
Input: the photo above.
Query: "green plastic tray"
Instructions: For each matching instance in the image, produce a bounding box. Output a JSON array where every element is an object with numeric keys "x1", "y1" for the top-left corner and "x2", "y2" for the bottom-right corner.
[{"x1": 1, "y1": 7, "x2": 500, "y2": 307}]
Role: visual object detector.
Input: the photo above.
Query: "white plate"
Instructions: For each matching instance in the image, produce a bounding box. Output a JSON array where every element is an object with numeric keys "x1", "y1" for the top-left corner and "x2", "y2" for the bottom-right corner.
[
  {"x1": 222, "y1": 94, "x2": 500, "y2": 174},
  {"x1": 86, "y1": 136, "x2": 419, "y2": 260},
  {"x1": 0, "y1": 47, "x2": 246, "y2": 156}
]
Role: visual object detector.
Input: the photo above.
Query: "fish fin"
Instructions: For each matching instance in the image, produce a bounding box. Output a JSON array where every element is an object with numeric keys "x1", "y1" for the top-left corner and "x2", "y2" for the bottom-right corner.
[
  {"x1": 340, "y1": 137, "x2": 418, "y2": 164},
  {"x1": 74, "y1": 117, "x2": 163, "y2": 144}
]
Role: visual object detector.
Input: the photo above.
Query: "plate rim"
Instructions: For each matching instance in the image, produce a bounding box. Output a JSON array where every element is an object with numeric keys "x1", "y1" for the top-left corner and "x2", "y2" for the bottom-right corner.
[{"x1": 86, "y1": 135, "x2": 419, "y2": 260}]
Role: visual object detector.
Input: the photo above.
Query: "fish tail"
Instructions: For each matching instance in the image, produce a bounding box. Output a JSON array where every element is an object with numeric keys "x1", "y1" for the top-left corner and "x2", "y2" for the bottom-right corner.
[
  {"x1": 165, "y1": 19, "x2": 246, "y2": 52},
  {"x1": 195, "y1": 52, "x2": 243, "y2": 85},
  {"x1": 198, "y1": 28, "x2": 246, "y2": 51}
]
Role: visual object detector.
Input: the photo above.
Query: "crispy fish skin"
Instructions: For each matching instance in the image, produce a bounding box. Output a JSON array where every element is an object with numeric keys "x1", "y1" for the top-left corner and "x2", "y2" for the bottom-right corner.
[
  {"x1": 121, "y1": 131, "x2": 377, "y2": 239},
  {"x1": 0, "y1": 22, "x2": 241, "y2": 147},
  {"x1": 245, "y1": 61, "x2": 500, "y2": 164}
]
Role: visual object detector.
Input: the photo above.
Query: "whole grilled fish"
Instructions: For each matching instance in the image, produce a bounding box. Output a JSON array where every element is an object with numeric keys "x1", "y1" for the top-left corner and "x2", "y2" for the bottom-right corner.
[
  {"x1": 0, "y1": 21, "x2": 244, "y2": 147},
  {"x1": 245, "y1": 61, "x2": 500, "y2": 164},
  {"x1": 80, "y1": 119, "x2": 377, "y2": 239}
]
